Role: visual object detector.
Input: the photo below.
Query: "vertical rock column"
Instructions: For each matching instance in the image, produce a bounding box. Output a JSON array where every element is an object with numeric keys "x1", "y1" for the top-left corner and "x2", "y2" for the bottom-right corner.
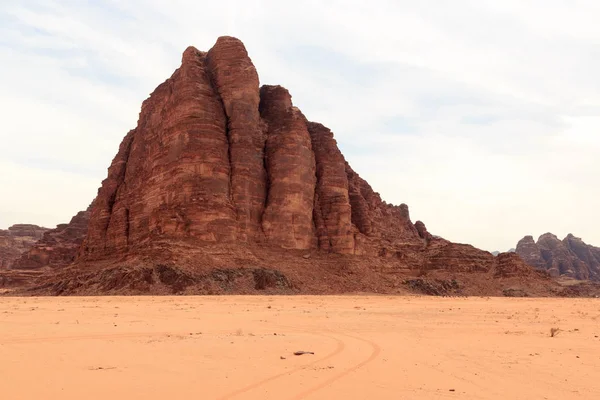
[
  {"x1": 307, "y1": 122, "x2": 355, "y2": 253},
  {"x1": 259, "y1": 85, "x2": 316, "y2": 249},
  {"x1": 346, "y1": 164, "x2": 374, "y2": 236},
  {"x1": 206, "y1": 37, "x2": 267, "y2": 242}
]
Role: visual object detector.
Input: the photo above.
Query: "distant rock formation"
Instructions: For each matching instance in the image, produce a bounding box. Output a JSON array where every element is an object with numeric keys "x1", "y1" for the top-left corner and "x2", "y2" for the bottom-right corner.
[
  {"x1": 516, "y1": 233, "x2": 600, "y2": 281},
  {"x1": 491, "y1": 248, "x2": 515, "y2": 257},
  {"x1": 12, "y1": 207, "x2": 92, "y2": 270},
  {"x1": 0, "y1": 224, "x2": 48, "y2": 269}
]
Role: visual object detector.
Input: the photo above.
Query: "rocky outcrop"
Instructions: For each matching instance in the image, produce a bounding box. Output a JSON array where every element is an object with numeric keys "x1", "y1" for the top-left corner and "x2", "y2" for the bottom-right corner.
[
  {"x1": 423, "y1": 240, "x2": 494, "y2": 273},
  {"x1": 0, "y1": 225, "x2": 48, "y2": 269},
  {"x1": 79, "y1": 36, "x2": 428, "y2": 260},
  {"x1": 516, "y1": 233, "x2": 600, "y2": 281},
  {"x1": 494, "y1": 252, "x2": 545, "y2": 278},
  {"x1": 13, "y1": 207, "x2": 92, "y2": 270},
  {"x1": 28, "y1": 35, "x2": 552, "y2": 297},
  {"x1": 415, "y1": 221, "x2": 433, "y2": 242}
]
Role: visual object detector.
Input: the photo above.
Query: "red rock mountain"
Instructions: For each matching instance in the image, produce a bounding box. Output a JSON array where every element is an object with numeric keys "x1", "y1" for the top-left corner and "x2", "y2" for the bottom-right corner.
[
  {"x1": 79, "y1": 37, "x2": 423, "y2": 259},
  {"x1": 516, "y1": 233, "x2": 600, "y2": 281},
  {"x1": 6, "y1": 37, "x2": 561, "y2": 296},
  {"x1": 12, "y1": 207, "x2": 92, "y2": 270},
  {"x1": 0, "y1": 224, "x2": 48, "y2": 269}
]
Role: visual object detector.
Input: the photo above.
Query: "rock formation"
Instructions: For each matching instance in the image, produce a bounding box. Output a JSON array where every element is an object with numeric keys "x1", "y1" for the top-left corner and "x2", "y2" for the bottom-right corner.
[
  {"x1": 516, "y1": 233, "x2": 600, "y2": 281},
  {"x1": 13, "y1": 207, "x2": 92, "y2": 270},
  {"x1": 79, "y1": 36, "x2": 426, "y2": 260},
  {"x1": 0, "y1": 224, "x2": 48, "y2": 269},
  {"x1": 260, "y1": 85, "x2": 317, "y2": 249},
  {"x1": 9, "y1": 36, "x2": 556, "y2": 296}
]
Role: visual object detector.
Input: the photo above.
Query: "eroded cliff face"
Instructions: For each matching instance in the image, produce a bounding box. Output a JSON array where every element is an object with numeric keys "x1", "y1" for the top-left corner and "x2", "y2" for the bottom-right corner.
[
  {"x1": 79, "y1": 36, "x2": 427, "y2": 260},
  {"x1": 0, "y1": 225, "x2": 49, "y2": 269},
  {"x1": 50, "y1": 35, "x2": 553, "y2": 298},
  {"x1": 516, "y1": 233, "x2": 600, "y2": 281},
  {"x1": 0, "y1": 37, "x2": 575, "y2": 295},
  {"x1": 12, "y1": 207, "x2": 91, "y2": 270}
]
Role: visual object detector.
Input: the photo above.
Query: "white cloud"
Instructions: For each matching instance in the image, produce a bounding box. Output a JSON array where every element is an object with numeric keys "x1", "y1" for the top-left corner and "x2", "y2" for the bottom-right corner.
[{"x1": 0, "y1": 0, "x2": 598, "y2": 251}]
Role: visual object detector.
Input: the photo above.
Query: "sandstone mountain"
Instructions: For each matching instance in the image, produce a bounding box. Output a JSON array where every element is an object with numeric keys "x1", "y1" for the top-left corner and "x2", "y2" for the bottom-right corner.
[
  {"x1": 79, "y1": 38, "x2": 423, "y2": 259},
  {"x1": 0, "y1": 224, "x2": 48, "y2": 269},
  {"x1": 516, "y1": 233, "x2": 600, "y2": 281},
  {"x1": 2, "y1": 37, "x2": 564, "y2": 296}
]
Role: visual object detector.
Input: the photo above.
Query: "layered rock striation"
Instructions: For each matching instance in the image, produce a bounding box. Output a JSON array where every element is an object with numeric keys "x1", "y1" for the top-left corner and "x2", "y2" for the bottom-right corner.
[
  {"x1": 79, "y1": 37, "x2": 425, "y2": 260},
  {"x1": 516, "y1": 233, "x2": 600, "y2": 281},
  {"x1": 53, "y1": 36, "x2": 549, "y2": 297}
]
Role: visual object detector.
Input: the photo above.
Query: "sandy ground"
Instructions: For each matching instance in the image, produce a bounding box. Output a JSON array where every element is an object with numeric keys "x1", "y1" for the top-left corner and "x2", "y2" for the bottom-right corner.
[{"x1": 1, "y1": 296, "x2": 599, "y2": 400}]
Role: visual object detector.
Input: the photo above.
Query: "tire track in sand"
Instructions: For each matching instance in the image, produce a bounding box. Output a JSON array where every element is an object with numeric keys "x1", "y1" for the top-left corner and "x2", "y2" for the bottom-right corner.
[
  {"x1": 216, "y1": 332, "x2": 346, "y2": 400},
  {"x1": 290, "y1": 332, "x2": 381, "y2": 400}
]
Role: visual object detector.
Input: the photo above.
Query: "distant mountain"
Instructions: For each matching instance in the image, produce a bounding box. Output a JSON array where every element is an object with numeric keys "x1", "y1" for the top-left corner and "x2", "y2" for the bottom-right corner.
[
  {"x1": 0, "y1": 225, "x2": 48, "y2": 269},
  {"x1": 515, "y1": 234, "x2": 600, "y2": 281},
  {"x1": 491, "y1": 248, "x2": 515, "y2": 257}
]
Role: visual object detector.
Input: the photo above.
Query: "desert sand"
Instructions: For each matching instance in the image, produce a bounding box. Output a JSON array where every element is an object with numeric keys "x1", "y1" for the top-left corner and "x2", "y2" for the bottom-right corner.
[{"x1": 1, "y1": 296, "x2": 599, "y2": 399}]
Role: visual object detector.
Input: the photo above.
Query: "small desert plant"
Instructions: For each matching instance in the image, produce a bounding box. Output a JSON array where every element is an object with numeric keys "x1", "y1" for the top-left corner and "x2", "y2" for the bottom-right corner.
[{"x1": 550, "y1": 327, "x2": 561, "y2": 337}]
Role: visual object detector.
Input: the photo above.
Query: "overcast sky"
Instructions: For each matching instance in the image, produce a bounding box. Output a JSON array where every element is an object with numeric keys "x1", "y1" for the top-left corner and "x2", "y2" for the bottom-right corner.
[{"x1": 1, "y1": 0, "x2": 599, "y2": 252}]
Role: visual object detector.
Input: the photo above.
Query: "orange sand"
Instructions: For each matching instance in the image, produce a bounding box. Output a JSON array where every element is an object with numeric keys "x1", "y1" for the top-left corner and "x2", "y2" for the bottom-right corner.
[{"x1": 1, "y1": 296, "x2": 599, "y2": 399}]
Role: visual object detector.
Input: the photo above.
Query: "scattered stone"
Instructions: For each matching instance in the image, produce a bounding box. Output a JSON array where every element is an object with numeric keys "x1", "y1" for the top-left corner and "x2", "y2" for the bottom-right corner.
[{"x1": 294, "y1": 351, "x2": 314, "y2": 356}]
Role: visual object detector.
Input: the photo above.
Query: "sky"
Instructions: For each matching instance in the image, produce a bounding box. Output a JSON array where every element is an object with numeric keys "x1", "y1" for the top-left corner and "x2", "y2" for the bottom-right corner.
[{"x1": 1, "y1": 0, "x2": 599, "y2": 252}]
